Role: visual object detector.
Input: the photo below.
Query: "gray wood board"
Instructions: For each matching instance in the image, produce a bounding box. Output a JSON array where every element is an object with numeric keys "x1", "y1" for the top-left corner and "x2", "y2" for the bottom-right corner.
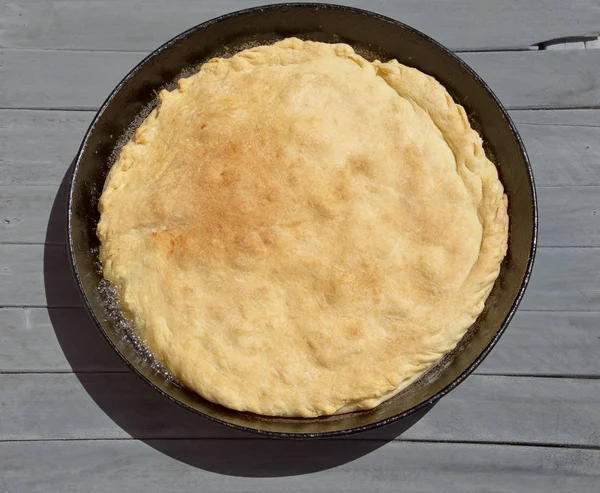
[
  {"x1": 511, "y1": 115, "x2": 600, "y2": 187},
  {"x1": 2, "y1": 307, "x2": 599, "y2": 376},
  {"x1": 511, "y1": 110, "x2": 600, "y2": 127},
  {"x1": 1, "y1": 440, "x2": 598, "y2": 493},
  {"x1": 0, "y1": 110, "x2": 91, "y2": 186},
  {"x1": 2, "y1": 109, "x2": 600, "y2": 187},
  {"x1": 519, "y1": 247, "x2": 600, "y2": 311},
  {"x1": 2, "y1": 245, "x2": 599, "y2": 310},
  {"x1": 0, "y1": 307, "x2": 126, "y2": 373},
  {"x1": 1, "y1": 373, "x2": 599, "y2": 445},
  {"x1": 2, "y1": 184, "x2": 597, "y2": 246},
  {"x1": 2, "y1": 49, "x2": 600, "y2": 110},
  {"x1": 2, "y1": 0, "x2": 600, "y2": 52}
]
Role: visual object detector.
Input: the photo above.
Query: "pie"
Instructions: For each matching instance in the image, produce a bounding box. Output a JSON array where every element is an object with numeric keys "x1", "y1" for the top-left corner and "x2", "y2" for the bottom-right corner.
[{"x1": 97, "y1": 38, "x2": 508, "y2": 417}]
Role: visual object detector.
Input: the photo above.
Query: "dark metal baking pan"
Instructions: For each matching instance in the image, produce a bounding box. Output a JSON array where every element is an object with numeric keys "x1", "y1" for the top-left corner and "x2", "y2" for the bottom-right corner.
[{"x1": 67, "y1": 3, "x2": 537, "y2": 437}]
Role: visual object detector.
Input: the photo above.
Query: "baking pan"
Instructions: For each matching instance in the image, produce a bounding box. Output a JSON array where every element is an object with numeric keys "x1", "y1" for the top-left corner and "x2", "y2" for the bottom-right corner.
[{"x1": 67, "y1": 3, "x2": 537, "y2": 437}]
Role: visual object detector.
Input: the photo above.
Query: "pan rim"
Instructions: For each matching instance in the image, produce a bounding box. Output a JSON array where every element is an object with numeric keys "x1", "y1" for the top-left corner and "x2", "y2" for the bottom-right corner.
[{"x1": 67, "y1": 2, "x2": 538, "y2": 438}]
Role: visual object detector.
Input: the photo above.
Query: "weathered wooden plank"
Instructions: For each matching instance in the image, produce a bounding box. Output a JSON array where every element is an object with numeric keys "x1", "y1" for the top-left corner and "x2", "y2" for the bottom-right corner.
[
  {"x1": 519, "y1": 248, "x2": 600, "y2": 311},
  {"x1": 0, "y1": 244, "x2": 78, "y2": 307},
  {"x1": 1, "y1": 184, "x2": 597, "y2": 246},
  {"x1": 2, "y1": 109, "x2": 599, "y2": 187},
  {"x1": 537, "y1": 187, "x2": 600, "y2": 247},
  {"x1": 0, "y1": 109, "x2": 91, "y2": 185},
  {"x1": 2, "y1": 0, "x2": 600, "y2": 52},
  {"x1": 510, "y1": 110, "x2": 600, "y2": 187},
  {"x1": 477, "y1": 310, "x2": 600, "y2": 376},
  {"x1": 2, "y1": 440, "x2": 599, "y2": 493},
  {"x1": 2, "y1": 307, "x2": 599, "y2": 376},
  {"x1": 461, "y1": 50, "x2": 600, "y2": 110},
  {"x1": 1, "y1": 373, "x2": 599, "y2": 445},
  {"x1": 2, "y1": 245, "x2": 598, "y2": 310},
  {"x1": 2, "y1": 49, "x2": 600, "y2": 110},
  {"x1": 516, "y1": 125, "x2": 600, "y2": 187},
  {"x1": 0, "y1": 49, "x2": 143, "y2": 110},
  {"x1": 0, "y1": 307, "x2": 126, "y2": 372},
  {"x1": 510, "y1": 109, "x2": 600, "y2": 127},
  {"x1": 0, "y1": 186, "x2": 65, "y2": 244}
]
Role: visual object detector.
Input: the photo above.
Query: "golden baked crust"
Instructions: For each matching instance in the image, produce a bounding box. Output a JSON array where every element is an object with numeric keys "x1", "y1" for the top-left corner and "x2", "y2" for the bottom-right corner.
[{"x1": 97, "y1": 38, "x2": 508, "y2": 417}]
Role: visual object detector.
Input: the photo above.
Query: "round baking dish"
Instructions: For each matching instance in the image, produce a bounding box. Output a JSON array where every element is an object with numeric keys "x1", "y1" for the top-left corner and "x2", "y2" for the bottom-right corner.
[{"x1": 67, "y1": 3, "x2": 537, "y2": 437}]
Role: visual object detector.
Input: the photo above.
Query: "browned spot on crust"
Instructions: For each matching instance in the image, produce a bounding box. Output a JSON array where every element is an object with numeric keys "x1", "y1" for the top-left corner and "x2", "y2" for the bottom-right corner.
[
  {"x1": 347, "y1": 154, "x2": 373, "y2": 177},
  {"x1": 346, "y1": 324, "x2": 364, "y2": 339}
]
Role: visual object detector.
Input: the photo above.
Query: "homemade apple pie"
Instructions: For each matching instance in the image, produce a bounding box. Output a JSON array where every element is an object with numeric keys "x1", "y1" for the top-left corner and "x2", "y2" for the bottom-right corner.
[{"x1": 97, "y1": 38, "x2": 508, "y2": 417}]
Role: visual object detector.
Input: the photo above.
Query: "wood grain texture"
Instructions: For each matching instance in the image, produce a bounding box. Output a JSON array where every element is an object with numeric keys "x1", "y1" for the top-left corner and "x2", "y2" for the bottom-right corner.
[
  {"x1": 0, "y1": 110, "x2": 91, "y2": 185},
  {"x1": 2, "y1": 245, "x2": 598, "y2": 310},
  {"x1": 0, "y1": 244, "x2": 75, "y2": 307},
  {"x1": 510, "y1": 110, "x2": 600, "y2": 187},
  {"x1": 2, "y1": 0, "x2": 600, "y2": 52},
  {"x1": 477, "y1": 310, "x2": 600, "y2": 376},
  {"x1": 520, "y1": 248, "x2": 600, "y2": 311},
  {"x1": 0, "y1": 186, "x2": 65, "y2": 244},
  {"x1": 1, "y1": 184, "x2": 597, "y2": 246},
  {"x1": 510, "y1": 109, "x2": 600, "y2": 127},
  {"x1": 462, "y1": 50, "x2": 600, "y2": 110},
  {"x1": 0, "y1": 307, "x2": 126, "y2": 372},
  {"x1": 0, "y1": 49, "x2": 143, "y2": 110},
  {"x1": 2, "y1": 109, "x2": 599, "y2": 187},
  {"x1": 2, "y1": 440, "x2": 599, "y2": 493},
  {"x1": 2, "y1": 49, "x2": 600, "y2": 110},
  {"x1": 2, "y1": 307, "x2": 599, "y2": 376},
  {"x1": 1, "y1": 373, "x2": 599, "y2": 444},
  {"x1": 536, "y1": 187, "x2": 600, "y2": 247}
]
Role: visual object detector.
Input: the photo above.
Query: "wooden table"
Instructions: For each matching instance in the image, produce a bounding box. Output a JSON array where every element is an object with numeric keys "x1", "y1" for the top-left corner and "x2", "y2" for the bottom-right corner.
[{"x1": 1, "y1": 1, "x2": 600, "y2": 491}]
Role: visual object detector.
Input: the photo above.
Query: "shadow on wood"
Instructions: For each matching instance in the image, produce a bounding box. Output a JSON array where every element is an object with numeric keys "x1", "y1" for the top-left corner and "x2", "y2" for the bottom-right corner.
[{"x1": 44, "y1": 166, "x2": 433, "y2": 477}]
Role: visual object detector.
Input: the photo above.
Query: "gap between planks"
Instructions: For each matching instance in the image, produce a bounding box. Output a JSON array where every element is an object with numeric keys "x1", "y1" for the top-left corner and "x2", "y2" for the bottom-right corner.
[
  {"x1": 2, "y1": 305, "x2": 599, "y2": 312},
  {"x1": 1, "y1": 371, "x2": 600, "y2": 379},
  {"x1": 1, "y1": 105, "x2": 599, "y2": 112},
  {"x1": 0, "y1": 106, "x2": 598, "y2": 113},
  {"x1": 0, "y1": 46, "x2": 535, "y2": 54},
  {"x1": 0, "y1": 438, "x2": 599, "y2": 449}
]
